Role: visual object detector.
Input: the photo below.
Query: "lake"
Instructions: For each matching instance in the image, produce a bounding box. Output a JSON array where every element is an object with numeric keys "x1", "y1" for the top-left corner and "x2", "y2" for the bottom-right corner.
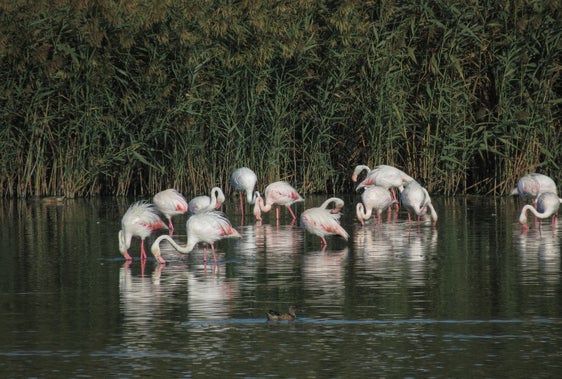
[{"x1": 1, "y1": 194, "x2": 561, "y2": 378}]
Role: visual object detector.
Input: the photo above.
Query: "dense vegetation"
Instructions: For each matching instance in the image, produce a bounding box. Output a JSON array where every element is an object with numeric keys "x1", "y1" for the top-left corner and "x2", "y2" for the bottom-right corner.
[{"x1": 1, "y1": 0, "x2": 560, "y2": 198}]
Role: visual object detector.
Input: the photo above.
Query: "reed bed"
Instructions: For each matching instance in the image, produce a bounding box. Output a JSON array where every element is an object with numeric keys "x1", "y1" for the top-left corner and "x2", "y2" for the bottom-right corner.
[{"x1": 0, "y1": 0, "x2": 560, "y2": 198}]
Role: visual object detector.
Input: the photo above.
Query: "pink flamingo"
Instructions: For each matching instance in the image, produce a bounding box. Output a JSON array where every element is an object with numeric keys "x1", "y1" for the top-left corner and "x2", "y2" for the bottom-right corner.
[
  {"x1": 150, "y1": 211, "x2": 241, "y2": 264},
  {"x1": 119, "y1": 201, "x2": 167, "y2": 260},
  {"x1": 519, "y1": 192, "x2": 562, "y2": 231},
  {"x1": 301, "y1": 197, "x2": 349, "y2": 247},
  {"x1": 356, "y1": 185, "x2": 396, "y2": 226},
  {"x1": 353, "y1": 164, "x2": 414, "y2": 209},
  {"x1": 400, "y1": 181, "x2": 438, "y2": 226},
  {"x1": 511, "y1": 173, "x2": 558, "y2": 202},
  {"x1": 253, "y1": 181, "x2": 304, "y2": 222},
  {"x1": 153, "y1": 188, "x2": 188, "y2": 235},
  {"x1": 230, "y1": 167, "x2": 258, "y2": 215},
  {"x1": 188, "y1": 187, "x2": 225, "y2": 214}
]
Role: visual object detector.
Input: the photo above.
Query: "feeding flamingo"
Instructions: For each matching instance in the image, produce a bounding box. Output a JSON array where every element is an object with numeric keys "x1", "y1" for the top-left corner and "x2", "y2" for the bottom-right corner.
[
  {"x1": 353, "y1": 164, "x2": 414, "y2": 209},
  {"x1": 153, "y1": 188, "x2": 188, "y2": 235},
  {"x1": 230, "y1": 167, "x2": 258, "y2": 215},
  {"x1": 150, "y1": 211, "x2": 241, "y2": 264},
  {"x1": 511, "y1": 173, "x2": 558, "y2": 202},
  {"x1": 356, "y1": 185, "x2": 396, "y2": 226},
  {"x1": 253, "y1": 181, "x2": 304, "y2": 222},
  {"x1": 518, "y1": 192, "x2": 562, "y2": 231},
  {"x1": 188, "y1": 187, "x2": 226, "y2": 214},
  {"x1": 400, "y1": 180, "x2": 438, "y2": 226},
  {"x1": 300, "y1": 197, "x2": 349, "y2": 247},
  {"x1": 118, "y1": 201, "x2": 167, "y2": 260}
]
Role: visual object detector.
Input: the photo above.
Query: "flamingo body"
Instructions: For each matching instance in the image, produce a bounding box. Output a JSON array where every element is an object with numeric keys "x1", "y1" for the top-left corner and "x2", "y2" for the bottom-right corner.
[
  {"x1": 400, "y1": 181, "x2": 438, "y2": 225},
  {"x1": 119, "y1": 201, "x2": 167, "y2": 260},
  {"x1": 519, "y1": 192, "x2": 561, "y2": 230},
  {"x1": 254, "y1": 181, "x2": 304, "y2": 221},
  {"x1": 151, "y1": 211, "x2": 241, "y2": 264},
  {"x1": 231, "y1": 167, "x2": 258, "y2": 205},
  {"x1": 356, "y1": 185, "x2": 396, "y2": 225},
  {"x1": 188, "y1": 187, "x2": 226, "y2": 214},
  {"x1": 153, "y1": 189, "x2": 188, "y2": 235},
  {"x1": 511, "y1": 173, "x2": 558, "y2": 201},
  {"x1": 355, "y1": 165, "x2": 415, "y2": 192},
  {"x1": 301, "y1": 197, "x2": 349, "y2": 246}
]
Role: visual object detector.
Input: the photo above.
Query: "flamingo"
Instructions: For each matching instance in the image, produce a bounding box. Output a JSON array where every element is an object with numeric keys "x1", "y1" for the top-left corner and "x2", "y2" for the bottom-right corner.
[
  {"x1": 118, "y1": 201, "x2": 167, "y2": 260},
  {"x1": 356, "y1": 185, "x2": 396, "y2": 226},
  {"x1": 519, "y1": 192, "x2": 562, "y2": 231},
  {"x1": 300, "y1": 197, "x2": 349, "y2": 247},
  {"x1": 354, "y1": 164, "x2": 414, "y2": 209},
  {"x1": 150, "y1": 211, "x2": 241, "y2": 264},
  {"x1": 400, "y1": 180, "x2": 438, "y2": 226},
  {"x1": 153, "y1": 188, "x2": 188, "y2": 235},
  {"x1": 188, "y1": 187, "x2": 225, "y2": 214},
  {"x1": 253, "y1": 181, "x2": 304, "y2": 222},
  {"x1": 230, "y1": 167, "x2": 258, "y2": 215},
  {"x1": 511, "y1": 173, "x2": 558, "y2": 202}
]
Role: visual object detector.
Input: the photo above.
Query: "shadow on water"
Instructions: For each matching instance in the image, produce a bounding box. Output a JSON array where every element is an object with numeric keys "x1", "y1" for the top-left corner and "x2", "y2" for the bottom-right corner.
[{"x1": 1, "y1": 195, "x2": 562, "y2": 377}]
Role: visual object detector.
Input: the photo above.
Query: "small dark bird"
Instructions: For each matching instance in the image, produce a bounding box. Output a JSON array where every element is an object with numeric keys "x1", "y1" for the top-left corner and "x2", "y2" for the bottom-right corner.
[{"x1": 266, "y1": 305, "x2": 298, "y2": 321}]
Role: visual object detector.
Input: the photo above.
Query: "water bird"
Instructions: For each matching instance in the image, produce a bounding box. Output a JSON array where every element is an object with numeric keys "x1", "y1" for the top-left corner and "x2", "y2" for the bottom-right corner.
[
  {"x1": 511, "y1": 173, "x2": 558, "y2": 202},
  {"x1": 230, "y1": 167, "x2": 259, "y2": 216},
  {"x1": 153, "y1": 189, "x2": 188, "y2": 235},
  {"x1": 400, "y1": 180, "x2": 438, "y2": 226},
  {"x1": 266, "y1": 305, "x2": 298, "y2": 321},
  {"x1": 519, "y1": 192, "x2": 561, "y2": 231},
  {"x1": 356, "y1": 185, "x2": 396, "y2": 225},
  {"x1": 188, "y1": 187, "x2": 225, "y2": 214},
  {"x1": 253, "y1": 181, "x2": 304, "y2": 222},
  {"x1": 40, "y1": 196, "x2": 65, "y2": 204},
  {"x1": 150, "y1": 211, "x2": 241, "y2": 264},
  {"x1": 119, "y1": 201, "x2": 167, "y2": 260},
  {"x1": 353, "y1": 164, "x2": 414, "y2": 209},
  {"x1": 301, "y1": 197, "x2": 349, "y2": 247}
]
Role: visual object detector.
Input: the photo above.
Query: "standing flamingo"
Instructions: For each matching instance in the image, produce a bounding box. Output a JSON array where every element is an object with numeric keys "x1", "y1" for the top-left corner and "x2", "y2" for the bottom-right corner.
[
  {"x1": 153, "y1": 188, "x2": 188, "y2": 235},
  {"x1": 356, "y1": 185, "x2": 396, "y2": 226},
  {"x1": 519, "y1": 192, "x2": 562, "y2": 231},
  {"x1": 253, "y1": 181, "x2": 304, "y2": 222},
  {"x1": 188, "y1": 187, "x2": 226, "y2": 214},
  {"x1": 119, "y1": 201, "x2": 167, "y2": 260},
  {"x1": 150, "y1": 211, "x2": 241, "y2": 264},
  {"x1": 400, "y1": 181, "x2": 438, "y2": 226},
  {"x1": 353, "y1": 164, "x2": 414, "y2": 211},
  {"x1": 511, "y1": 173, "x2": 558, "y2": 202},
  {"x1": 301, "y1": 197, "x2": 349, "y2": 247},
  {"x1": 230, "y1": 167, "x2": 258, "y2": 215}
]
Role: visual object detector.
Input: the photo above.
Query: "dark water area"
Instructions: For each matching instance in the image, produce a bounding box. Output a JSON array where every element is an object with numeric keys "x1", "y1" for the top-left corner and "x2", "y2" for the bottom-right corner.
[{"x1": 0, "y1": 195, "x2": 561, "y2": 378}]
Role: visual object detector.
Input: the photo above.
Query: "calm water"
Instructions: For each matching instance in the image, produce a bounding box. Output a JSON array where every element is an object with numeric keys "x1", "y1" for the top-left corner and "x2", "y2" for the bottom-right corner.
[{"x1": 1, "y1": 195, "x2": 561, "y2": 378}]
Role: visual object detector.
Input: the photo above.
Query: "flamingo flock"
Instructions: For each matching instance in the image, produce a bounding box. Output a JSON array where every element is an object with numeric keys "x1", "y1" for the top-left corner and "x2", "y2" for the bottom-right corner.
[{"x1": 118, "y1": 164, "x2": 561, "y2": 265}]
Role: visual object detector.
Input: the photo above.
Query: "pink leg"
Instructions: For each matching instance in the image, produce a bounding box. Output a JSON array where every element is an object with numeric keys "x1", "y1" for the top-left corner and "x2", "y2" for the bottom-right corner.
[
  {"x1": 287, "y1": 206, "x2": 297, "y2": 220},
  {"x1": 123, "y1": 251, "x2": 132, "y2": 261},
  {"x1": 321, "y1": 237, "x2": 327, "y2": 247},
  {"x1": 276, "y1": 207, "x2": 281, "y2": 220},
  {"x1": 239, "y1": 193, "x2": 245, "y2": 217},
  {"x1": 211, "y1": 243, "x2": 217, "y2": 263},
  {"x1": 168, "y1": 220, "x2": 174, "y2": 236},
  {"x1": 140, "y1": 240, "x2": 147, "y2": 260}
]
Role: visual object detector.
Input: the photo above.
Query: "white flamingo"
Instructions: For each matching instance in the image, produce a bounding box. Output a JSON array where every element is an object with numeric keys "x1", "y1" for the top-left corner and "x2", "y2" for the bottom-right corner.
[
  {"x1": 511, "y1": 173, "x2": 558, "y2": 202},
  {"x1": 150, "y1": 211, "x2": 241, "y2": 264},
  {"x1": 356, "y1": 185, "x2": 396, "y2": 226},
  {"x1": 119, "y1": 201, "x2": 167, "y2": 260},
  {"x1": 519, "y1": 192, "x2": 562, "y2": 231},
  {"x1": 400, "y1": 181, "x2": 438, "y2": 226},
  {"x1": 253, "y1": 181, "x2": 304, "y2": 222},
  {"x1": 301, "y1": 197, "x2": 349, "y2": 247},
  {"x1": 188, "y1": 187, "x2": 225, "y2": 214},
  {"x1": 353, "y1": 164, "x2": 414, "y2": 209},
  {"x1": 153, "y1": 189, "x2": 188, "y2": 235},
  {"x1": 230, "y1": 167, "x2": 259, "y2": 216}
]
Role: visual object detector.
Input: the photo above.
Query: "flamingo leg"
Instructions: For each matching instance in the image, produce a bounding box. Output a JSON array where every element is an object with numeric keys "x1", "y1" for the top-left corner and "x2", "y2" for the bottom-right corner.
[
  {"x1": 320, "y1": 237, "x2": 327, "y2": 247},
  {"x1": 211, "y1": 243, "x2": 218, "y2": 263},
  {"x1": 168, "y1": 220, "x2": 174, "y2": 236},
  {"x1": 276, "y1": 207, "x2": 280, "y2": 220},
  {"x1": 287, "y1": 206, "x2": 297, "y2": 220},
  {"x1": 239, "y1": 193, "x2": 245, "y2": 217},
  {"x1": 203, "y1": 246, "x2": 207, "y2": 262},
  {"x1": 140, "y1": 239, "x2": 147, "y2": 260},
  {"x1": 123, "y1": 251, "x2": 132, "y2": 261}
]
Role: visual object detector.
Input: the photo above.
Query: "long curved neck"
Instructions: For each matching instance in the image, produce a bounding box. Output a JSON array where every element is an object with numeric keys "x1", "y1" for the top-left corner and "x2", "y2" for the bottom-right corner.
[
  {"x1": 152, "y1": 234, "x2": 196, "y2": 255},
  {"x1": 246, "y1": 189, "x2": 258, "y2": 205},
  {"x1": 352, "y1": 165, "x2": 371, "y2": 181},
  {"x1": 356, "y1": 202, "x2": 372, "y2": 223},
  {"x1": 321, "y1": 197, "x2": 345, "y2": 212}
]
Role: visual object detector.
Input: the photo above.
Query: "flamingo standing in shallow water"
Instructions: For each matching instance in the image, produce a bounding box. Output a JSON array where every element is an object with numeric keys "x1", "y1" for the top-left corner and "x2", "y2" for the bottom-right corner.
[
  {"x1": 253, "y1": 181, "x2": 304, "y2": 222},
  {"x1": 119, "y1": 201, "x2": 167, "y2": 260},
  {"x1": 230, "y1": 167, "x2": 258, "y2": 216},
  {"x1": 400, "y1": 181, "x2": 438, "y2": 226},
  {"x1": 150, "y1": 211, "x2": 241, "y2": 264},
  {"x1": 356, "y1": 185, "x2": 396, "y2": 226},
  {"x1": 301, "y1": 197, "x2": 349, "y2": 247},
  {"x1": 188, "y1": 187, "x2": 225, "y2": 214},
  {"x1": 519, "y1": 192, "x2": 562, "y2": 231},
  {"x1": 353, "y1": 164, "x2": 414, "y2": 209},
  {"x1": 153, "y1": 189, "x2": 188, "y2": 235}
]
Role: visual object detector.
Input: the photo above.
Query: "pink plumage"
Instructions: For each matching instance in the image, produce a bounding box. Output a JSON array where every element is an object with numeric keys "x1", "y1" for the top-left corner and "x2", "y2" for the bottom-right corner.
[
  {"x1": 119, "y1": 201, "x2": 167, "y2": 260},
  {"x1": 301, "y1": 197, "x2": 349, "y2": 247},
  {"x1": 253, "y1": 181, "x2": 304, "y2": 221},
  {"x1": 153, "y1": 188, "x2": 188, "y2": 235}
]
